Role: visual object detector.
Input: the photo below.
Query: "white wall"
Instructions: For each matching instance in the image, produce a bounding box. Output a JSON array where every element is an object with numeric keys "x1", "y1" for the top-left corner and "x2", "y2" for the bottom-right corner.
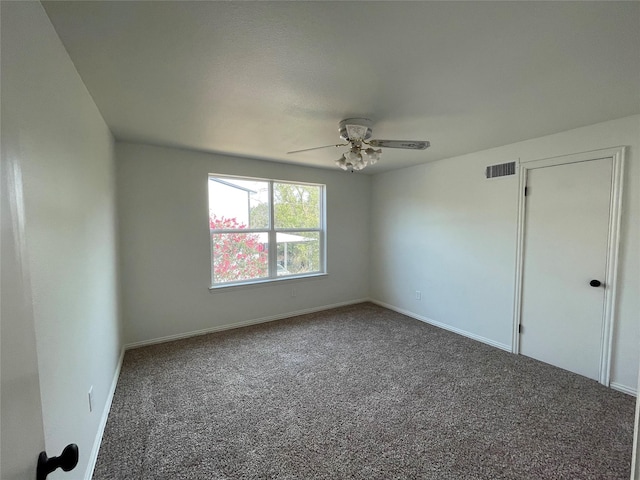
[
  {"x1": 116, "y1": 143, "x2": 370, "y2": 345},
  {"x1": 1, "y1": 2, "x2": 122, "y2": 478},
  {"x1": 371, "y1": 115, "x2": 640, "y2": 393},
  {"x1": 0, "y1": 122, "x2": 46, "y2": 480}
]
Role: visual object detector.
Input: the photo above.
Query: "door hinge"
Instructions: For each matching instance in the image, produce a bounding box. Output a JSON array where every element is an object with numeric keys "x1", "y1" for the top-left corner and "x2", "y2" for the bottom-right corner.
[
  {"x1": 518, "y1": 324, "x2": 523, "y2": 334},
  {"x1": 524, "y1": 186, "x2": 529, "y2": 196}
]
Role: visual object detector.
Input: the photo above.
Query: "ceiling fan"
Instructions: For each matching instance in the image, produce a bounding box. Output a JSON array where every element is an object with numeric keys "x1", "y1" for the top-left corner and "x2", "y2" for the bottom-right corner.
[{"x1": 287, "y1": 118, "x2": 430, "y2": 172}]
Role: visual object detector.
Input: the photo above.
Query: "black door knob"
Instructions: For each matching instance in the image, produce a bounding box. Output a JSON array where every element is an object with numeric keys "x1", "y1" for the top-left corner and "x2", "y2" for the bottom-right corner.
[
  {"x1": 589, "y1": 280, "x2": 603, "y2": 287},
  {"x1": 37, "y1": 444, "x2": 79, "y2": 480}
]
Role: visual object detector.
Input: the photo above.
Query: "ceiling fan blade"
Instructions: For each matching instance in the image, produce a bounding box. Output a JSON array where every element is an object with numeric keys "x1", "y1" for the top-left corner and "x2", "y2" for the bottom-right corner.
[
  {"x1": 368, "y1": 140, "x2": 430, "y2": 150},
  {"x1": 287, "y1": 143, "x2": 348, "y2": 154}
]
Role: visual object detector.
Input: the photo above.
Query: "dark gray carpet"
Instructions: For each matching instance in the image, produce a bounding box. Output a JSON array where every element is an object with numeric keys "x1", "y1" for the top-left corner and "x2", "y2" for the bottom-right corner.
[{"x1": 94, "y1": 303, "x2": 634, "y2": 479}]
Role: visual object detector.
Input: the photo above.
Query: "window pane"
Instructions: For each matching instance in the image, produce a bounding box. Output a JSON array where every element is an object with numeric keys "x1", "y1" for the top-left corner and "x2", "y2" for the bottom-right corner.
[
  {"x1": 274, "y1": 183, "x2": 321, "y2": 229},
  {"x1": 209, "y1": 177, "x2": 269, "y2": 229},
  {"x1": 212, "y1": 232, "x2": 268, "y2": 284},
  {"x1": 277, "y1": 232, "x2": 320, "y2": 275}
]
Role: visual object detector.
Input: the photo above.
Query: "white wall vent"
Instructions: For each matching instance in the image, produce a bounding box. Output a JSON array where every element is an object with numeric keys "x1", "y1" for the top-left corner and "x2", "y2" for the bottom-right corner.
[{"x1": 486, "y1": 161, "x2": 516, "y2": 179}]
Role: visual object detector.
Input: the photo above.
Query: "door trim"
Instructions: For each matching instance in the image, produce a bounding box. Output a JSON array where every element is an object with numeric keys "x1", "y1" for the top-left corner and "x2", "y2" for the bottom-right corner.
[{"x1": 511, "y1": 146, "x2": 626, "y2": 386}]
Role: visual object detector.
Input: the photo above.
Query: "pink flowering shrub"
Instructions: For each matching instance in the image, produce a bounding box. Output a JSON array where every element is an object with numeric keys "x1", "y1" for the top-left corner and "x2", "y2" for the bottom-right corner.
[{"x1": 210, "y1": 215, "x2": 268, "y2": 283}]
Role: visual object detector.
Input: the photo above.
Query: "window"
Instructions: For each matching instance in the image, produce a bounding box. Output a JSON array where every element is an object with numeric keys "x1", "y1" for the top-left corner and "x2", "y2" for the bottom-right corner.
[{"x1": 208, "y1": 175, "x2": 325, "y2": 287}]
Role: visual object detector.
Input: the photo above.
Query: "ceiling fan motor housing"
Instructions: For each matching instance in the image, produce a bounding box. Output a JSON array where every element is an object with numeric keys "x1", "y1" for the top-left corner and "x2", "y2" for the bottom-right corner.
[{"x1": 339, "y1": 118, "x2": 373, "y2": 142}]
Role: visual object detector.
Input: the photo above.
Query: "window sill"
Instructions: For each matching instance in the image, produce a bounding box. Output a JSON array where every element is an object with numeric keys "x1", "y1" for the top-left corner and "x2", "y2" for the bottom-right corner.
[{"x1": 208, "y1": 272, "x2": 328, "y2": 293}]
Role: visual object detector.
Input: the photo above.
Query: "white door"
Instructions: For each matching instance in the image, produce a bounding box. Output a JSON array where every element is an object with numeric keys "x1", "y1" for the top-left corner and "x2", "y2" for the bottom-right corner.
[
  {"x1": 1, "y1": 156, "x2": 46, "y2": 479},
  {"x1": 519, "y1": 157, "x2": 612, "y2": 381}
]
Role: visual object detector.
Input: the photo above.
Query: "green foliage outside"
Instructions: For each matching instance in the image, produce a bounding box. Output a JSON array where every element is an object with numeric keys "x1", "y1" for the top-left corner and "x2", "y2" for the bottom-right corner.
[
  {"x1": 273, "y1": 183, "x2": 320, "y2": 229},
  {"x1": 250, "y1": 183, "x2": 322, "y2": 274}
]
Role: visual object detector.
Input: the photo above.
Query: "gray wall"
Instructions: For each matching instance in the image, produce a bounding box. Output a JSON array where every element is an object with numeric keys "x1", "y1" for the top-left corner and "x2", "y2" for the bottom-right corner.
[
  {"x1": 0, "y1": 2, "x2": 122, "y2": 478},
  {"x1": 116, "y1": 143, "x2": 371, "y2": 345},
  {"x1": 371, "y1": 115, "x2": 640, "y2": 393}
]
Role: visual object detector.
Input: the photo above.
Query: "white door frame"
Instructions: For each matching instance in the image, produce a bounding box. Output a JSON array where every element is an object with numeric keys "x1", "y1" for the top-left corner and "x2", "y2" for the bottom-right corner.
[{"x1": 512, "y1": 146, "x2": 626, "y2": 386}]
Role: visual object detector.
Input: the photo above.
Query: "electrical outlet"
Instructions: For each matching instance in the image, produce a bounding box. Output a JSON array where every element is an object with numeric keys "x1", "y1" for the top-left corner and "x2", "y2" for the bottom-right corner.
[
  {"x1": 415, "y1": 291, "x2": 421, "y2": 300},
  {"x1": 88, "y1": 386, "x2": 94, "y2": 413}
]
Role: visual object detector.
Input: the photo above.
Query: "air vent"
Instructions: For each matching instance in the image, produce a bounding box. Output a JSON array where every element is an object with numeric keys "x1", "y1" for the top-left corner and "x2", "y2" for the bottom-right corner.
[{"x1": 486, "y1": 161, "x2": 516, "y2": 179}]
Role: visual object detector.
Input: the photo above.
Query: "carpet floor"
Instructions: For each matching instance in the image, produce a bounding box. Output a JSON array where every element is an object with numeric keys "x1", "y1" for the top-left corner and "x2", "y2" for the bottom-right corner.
[{"x1": 94, "y1": 303, "x2": 635, "y2": 479}]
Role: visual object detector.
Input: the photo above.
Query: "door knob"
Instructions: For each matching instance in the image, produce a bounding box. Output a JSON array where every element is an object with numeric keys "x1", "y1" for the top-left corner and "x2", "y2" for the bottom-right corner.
[
  {"x1": 37, "y1": 444, "x2": 79, "y2": 480},
  {"x1": 589, "y1": 279, "x2": 603, "y2": 287}
]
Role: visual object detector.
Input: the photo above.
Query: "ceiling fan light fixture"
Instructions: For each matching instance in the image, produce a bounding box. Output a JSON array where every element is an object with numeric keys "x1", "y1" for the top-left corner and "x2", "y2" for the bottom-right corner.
[
  {"x1": 345, "y1": 149, "x2": 360, "y2": 163},
  {"x1": 364, "y1": 147, "x2": 382, "y2": 165},
  {"x1": 336, "y1": 155, "x2": 349, "y2": 171},
  {"x1": 336, "y1": 145, "x2": 382, "y2": 172}
]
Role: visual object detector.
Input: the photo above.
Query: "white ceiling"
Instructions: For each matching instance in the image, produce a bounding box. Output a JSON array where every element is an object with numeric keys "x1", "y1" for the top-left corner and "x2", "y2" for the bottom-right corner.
[{"x1": 42, "y1": 1, "x2": 640, "y2": 174}]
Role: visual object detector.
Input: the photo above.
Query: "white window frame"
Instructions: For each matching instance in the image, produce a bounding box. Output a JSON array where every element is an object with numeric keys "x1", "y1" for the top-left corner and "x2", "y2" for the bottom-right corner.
[{"x1": 208, "y1": 174, "x2": 326, "y2": 289}]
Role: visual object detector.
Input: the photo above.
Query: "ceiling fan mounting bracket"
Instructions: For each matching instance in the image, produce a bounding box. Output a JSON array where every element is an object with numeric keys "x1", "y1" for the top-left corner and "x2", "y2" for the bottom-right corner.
[{"x1": 339, "y1": 118, "x2": 373, "y2": 142}]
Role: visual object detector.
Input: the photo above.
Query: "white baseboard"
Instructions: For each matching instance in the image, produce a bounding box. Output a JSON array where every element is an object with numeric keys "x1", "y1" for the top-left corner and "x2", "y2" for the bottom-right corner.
[
  {"x1": 370, "y1": 299, "x2": 512, "y2": 352},
  {"x1": 85, "y1": 347, "x2": 125, "y2": 480},
  {"x1": 372, "y1": 300, "x2": 639, "y2": 396},
  {"x1": 124, "y1": 298, "x2": 370, "y2": 350},
  {"x1": 611, "y1": 382, "x2": 637, "y2": 397}
]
